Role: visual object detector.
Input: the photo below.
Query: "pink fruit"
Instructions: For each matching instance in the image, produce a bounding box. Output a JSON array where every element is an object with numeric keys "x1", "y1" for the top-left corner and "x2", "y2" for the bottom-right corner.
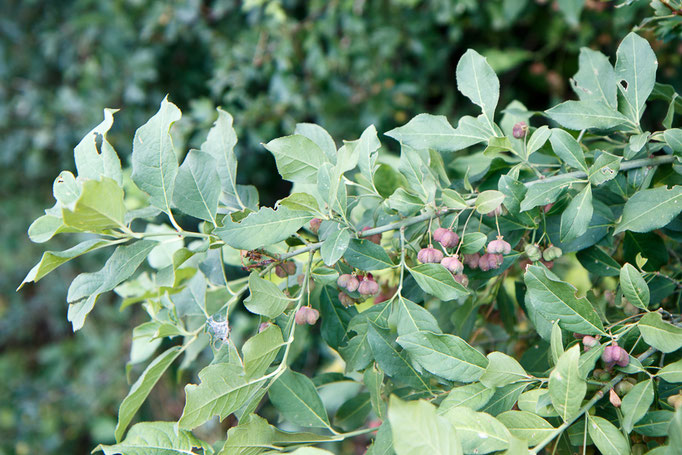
[
  {"x1": 417, "y1": 246, "x2": 444, "y2": 264},
  {"x1": 479, "y1": 253, "x2": 503, "y2": 271},
  {"x1": 358, "y1": 278, "x2": 380, "y2": 296},
  {"x1": 487, "y1": 236, "x2": 511, "y2": 255},
  {"x1": 310, "y1": 218, "x2": 322, "y2": 234},
  {"x1": 463, "y1": 253, "x2": 481, "y2": 269},
  {"x1": 441, "y1": 255, "x2": 464, "y2": 274},
  {"x1": 513, "y1": 121, "x2": 528, "y2": 139},
  {"x1": 337, "y1": 273, "x2": 359, "y2": 292},
  {"x1": 434, "y1": 228, "x2": 459, "y2": 248},
  {"x1": 453, "y1": 273, "x2": 469, "y2": 287},
  {"x1": 338, "y1": 291, "x2": 355, "y2": 307},
  {"x1": 295, "y1": 306, "x2": 319, "y2": 325}
]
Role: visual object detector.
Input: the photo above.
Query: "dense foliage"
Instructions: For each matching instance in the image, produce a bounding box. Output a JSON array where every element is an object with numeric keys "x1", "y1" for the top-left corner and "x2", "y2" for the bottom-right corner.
[{"x1": 21, "y1": 26, "x2": 682, "y2": 455}]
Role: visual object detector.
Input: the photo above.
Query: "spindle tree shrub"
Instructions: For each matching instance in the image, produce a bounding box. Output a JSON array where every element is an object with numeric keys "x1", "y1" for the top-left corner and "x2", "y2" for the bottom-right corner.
[{"x1": 22, "y1": 32, "x2": 682, "y2": 454}]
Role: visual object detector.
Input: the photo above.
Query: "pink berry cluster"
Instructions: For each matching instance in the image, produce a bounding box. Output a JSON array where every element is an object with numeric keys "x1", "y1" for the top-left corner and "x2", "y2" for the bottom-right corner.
[
  {"x1": 337, "y1": 272, "x2": 380, "y2": 307},
  {"x1": 295, "y1": 306, "x2": 320, "y2": 325},
  {"x1": 417, "y1": 227, "x2": 469, "y2": 286},
  {"x1": 458, "y1": 235, "x2": 512, "y2": 273},
  {"x1": 602, "y1": 343, "x2": 629, "y2": 369}
]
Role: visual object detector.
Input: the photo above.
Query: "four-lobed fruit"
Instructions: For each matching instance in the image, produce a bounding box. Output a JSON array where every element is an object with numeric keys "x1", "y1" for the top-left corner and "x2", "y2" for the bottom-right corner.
[
  {"x1": 418, "y1": 246, "x2": 444, "y2": 264},
  {"x1": 524, "y1": 244, "x2": 542, "y2": 262},
  {"x1": 275, "y1": 261, "x2": 297, "y2": 278},
  {"x1": 361, "y1": 226, "x2": 382, "y2": 245},
  {"x1": 433, "y1": 227, "x2": 459, "y2": 249},
  {"x1": 543, "y1": 245, "x2": 562, "y2": 262},
  {"x1": 487, "y1": 236, "x2": 511, "y2": 255},
  {"x1": 358, "y1": 276, "x2": 380, "y2": 295},
  {"x1": 295, "y1": 306, "x2": 320, "y2": 325},
  {"x1": 479, "y1": 253, "x2": 503, "y2": 271},
  {"x1": 602, "y1": 343, "x2": 629, "y2": 368},
  {"x1": 441, "y1": 255, "x2": 464, "y2": 273},
  {"x1": 337, "y1": 273, "x2": 360, "y2": 292}
]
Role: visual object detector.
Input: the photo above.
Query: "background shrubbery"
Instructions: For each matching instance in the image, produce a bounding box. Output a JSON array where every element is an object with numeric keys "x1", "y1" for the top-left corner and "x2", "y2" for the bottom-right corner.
[{"x1": 3, "y1": 1, "x2": 682, "y2": 453}]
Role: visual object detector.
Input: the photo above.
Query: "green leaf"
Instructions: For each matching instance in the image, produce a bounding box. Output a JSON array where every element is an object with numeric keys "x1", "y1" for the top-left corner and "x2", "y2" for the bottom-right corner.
[
  {"x1": 269, "y1": 369, "x2": 331, "y2": 429},
  {"x1": 664, "y1": 128, "x2": 682, "y2": 153},
  {"x1": 201, "y1": 108, "x2": 244, "y2": 211},
  {"x1": 518, "y1": 390, "x2": 559, "y2": 418},
  {"x1": 545, "y1": 100, "x2": 630, "y2": 130},
  {"x1": 62, "y1": 178, "x2": 126, "y2": 233},
  {"x1": 442, "y1": 189, "x2": 469, "y2": 210},
  {"x1": 524, "y1": 265, "x2": 605, "y2": 335},
  {"x1": 550, "y1": 320, "x2": 564, "y2": 366},
  {"x1": 353, "y1": 125, "x2": 381, "y2": 183},
  {"x1": 615, "y1": 32, "x2": 657, "y2": 125},
  {"x1": 114, "y1": 346, "x2": 182, "y2": 442},
  {"x1": 549, "y1": 129, "x2": 588, "y2": 172},
  {"x1": 319, "y1": 286, "x2": 355, "y2": 350},
  {"x1": 216, "y1": 206, "x2": 312, "y2": 250},
  {"x1": 218, "y1": 413, "x2": 276, "y2": 455},
  {"x1": 480, "y1": 352, "x2": 530, "y2": 388},
  {"x1": 621, "y1": 379, "x2": 654, "y2": 433},
  {"x1": 178, "y1": 361, "x2": 266, "y2": 429},
  {"x1": 343, "y1": 239, "x2": 394, "y2": 271},
  {"x1": 657, "y1": 358, "x2": 682, "y2": 383},
  {"x1": 576, "y1": 246, "x2": 620, "y2": 276},
  {"x1": 279, "y1": 192, "x2": 321, "y2": 214},
  {"x1": 295, "y1": 122, "x2": 337, "y2": 162},
  {"x1": 442, "y1": 406, "x2": 511, "y2": 454},
  {"x1": 364, "y1": 364, "x2": 386, "y2": 420},
  {"x1": 243, "y1": 325, "x2": 285, "y2": 377},
  {"x1": 633, "y1": 411, "x2": 673, "y2": 436},
  {"x1": 525, "y1": 125, "x2": 552, "y2": 159},
  {"x1": 456, "y1": 49, "x2": 500, "y2": 128},
  {"x1": 497, "y1": 411, "x2": 555, "y2": 446},
  {"x1": 243, "y1": 272, "x2": 291, "y2": 319},
  {"x1": 520, "y1": 176, "x2": 577, "y2": 212},
  {"x1": 173, "y1": 150, "x2": 220, "y2": 223},
  {"x1": 638, "y1": 312, "x2": 682, "y2": 353},
  {"x1": 498, "y1": 174, "x2": 538, "y2": 228},
  {"x1": 385, "y1": 114, "x2": 489, "y2": 152},
  {"x1": 388, "y1": 396, "x2": 462, "y2": 455},
  {"x1": 572, "y1": 47, "x2": 618, "y2": 109},
  {"x1": 460, "y1": 232, "x2": 488, "y2": 254},
  {"x1": 587, "y1": 415, "x2": 630, "y2": 455},
  {"x1": 334, "y1": 393, "x2": 371, "y2": 431},
  {"x1": 397, "y1": 331, "x2": 488, "y2": 383},
  {"x1": 620, "y1": 263, "x2": 649, "y2": 309},
  {"x1": 481, "y1": 382, "x2": 528, "y2": 416},
  {"x1": 588, "y1": 152, "x2": 621, "y2": 186},
  {"x1": 475, "y1": 190, "x2": 506, "y2": 215},
  {"x1": 409, "y1": 264, "x2": 469, "y2": 301},
  {"x1": 74, "y1": 108, "x2": 122, "y2": 185},
  {"x1": 131, "y1": 96, "x2": 182, "y2": 215},
  {"x1": 263, "y1": 134, "x2": 327, "y2": 183},
  {"x1": 19, "y1": 238, "x2": 114, "y2": 289},
  {"x1": 395, "y1": 296, "x2": 442, "y2": 337},
  {"x1": 557, "y1": 0, "x2": 585, "y2": 27},
  {"x1": 321, "y1": 228, "x2": 350, "y2": 266},
  {"x1": 559, "y1": 185, "x2": 593, "y2": 243},
  {"x1": 67, "y1": 240, "x2": 157, "y2": 331},
  {"x1": 549, "y1": 345, "x2": 586, "y2": 422},
  {"x1": 439, "y1": 383, "x2": 495, "y2": 414},
  {"x1": 614, "y1": 186, "x2": 682, "y2": 234},
  {"x1": 97, "y1": 422, "x2": 211, "y2": 455},
  {"x1": 368, "y1": 324, "x2": 432, "y2": 390}
]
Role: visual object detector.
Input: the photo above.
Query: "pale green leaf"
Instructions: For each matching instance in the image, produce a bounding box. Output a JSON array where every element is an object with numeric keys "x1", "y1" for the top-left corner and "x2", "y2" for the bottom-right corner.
[
  {"x1": 97, "y1": 422, "x2": 212, "y2": 455},
  {"x1": 263, "y1": 134, "x2": 327, "y2": 183},
  {"x1": 388, "y1": 396, "x2": 462, "y2": 455},
  {"x1": 215, "y1": 206, "x2": 312, "y2": 250},
  {"x1": 456, "y1": 49, "x2": 500, "y2": 128},
  {"x1": 115, "y1": 346, "x2": 182, "y2": 442},
  {"x1": 131, "y1": 96, "x2": 182, "y2": 215},
  {"x1": 587, "y1": 415, "x2": 630, "y2": 455},
  {"x1": 439, "y1": 383, "x2": 495, "y2": 414},
  {"x1": 397, "y1": 331, "x2": 488, "y2": 383},
  {"x1": 572, "y1": 47, "x2": 618, "y2": 109},
  {"x1": 243, "y1": 272, "x2": 291, "y2": 319},
  {"x1": 243, "y1": 325, "x2": 285, "y2": 377},
  {"x1": 520, "y1": 176, "x2": 577, "y2": 212},
  {"x1": 321, "y1": 228, "x2": 350, "y2": 266},
  {"x1": 620, "y1": 263, "x2": 649, "y2": 309},
  {"x1": 497, "y1": 410, "x2": 554, "y2": 446},
  {"x1": 385, "y1": 114, "x2": 489, "y2": 152},
  {"x1": 443, "y1": 406, "x2": 511, "y2": 454},
  {"x1": 545, "y1": 100, "x2": 630, "y2": 130},
  {"x1": 343, "y1": 239, "x2": 394, "y2": 271},
  {"x1": 409, "y1": 264, "x2": 469, "y2": 301},
  {"x1": 549, "y1": 345, "x2": 586, "y2": 422},
  {"x1": 524, "y1": 265, "x2": 605, "y2": 335},
  {"x1": 74, "y1": 108, "x2": 123, "y2": 185},
  {"x1": 62, "y1": 178, "x2": 126, "y2": 233},
  {"x1": 615, "y1": 32, "x2": 657, "y2": 125},
  {"x1": 475, "y1": 190, "x2": 505, "y2": 215},
  {"x1": 614, "y1": 186, "x2": 682, "y2": 234},
  {"x1": 560, "y1": 185, "x2": 593, "y2": 243},
  {"x1": 638, "y1": 312, "x2": 682, "y2": 353},
  {"x1": 621, "y1": 379, "x2": 654, "y2": 433},
  {"x1": 269, "y1": 369, "x2": 331, "y2": 429},
  {"x1": 173, "y1": 150, "x2": 220, "y2": 223},
  {"x1": 588, "y1": 152, "x2": 621, "y2": 186},
  {"x1": 480, "y1": 352, "x2": 530, "y2": 388},
  {"x1": 549, "y1": 129, "x2": 588, "y2": 172}
]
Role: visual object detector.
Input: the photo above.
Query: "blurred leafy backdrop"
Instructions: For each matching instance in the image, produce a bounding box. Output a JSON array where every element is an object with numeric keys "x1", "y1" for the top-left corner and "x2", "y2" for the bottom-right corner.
[{"x1": 2, "y1": 0, "x2": 682, "y2": 453}]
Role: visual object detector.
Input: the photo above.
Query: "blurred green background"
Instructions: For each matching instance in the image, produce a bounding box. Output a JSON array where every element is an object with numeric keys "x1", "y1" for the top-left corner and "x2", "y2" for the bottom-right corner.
[{"x1": 2, "y1": 0, "x2": 681, "y2": 453}]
